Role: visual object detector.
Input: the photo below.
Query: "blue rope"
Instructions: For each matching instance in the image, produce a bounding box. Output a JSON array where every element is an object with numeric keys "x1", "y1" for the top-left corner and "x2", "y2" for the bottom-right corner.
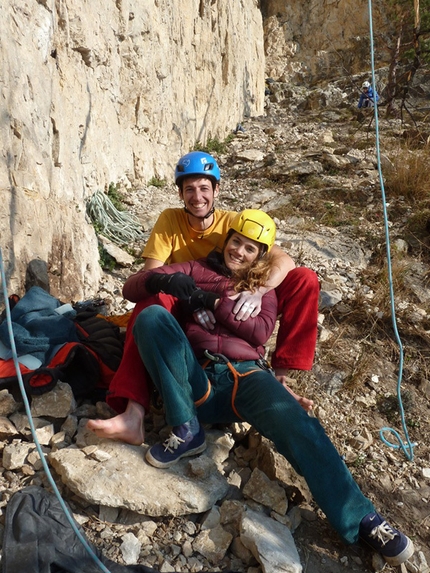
[
  {"x1": 0, "y1": 248, "x2": 112, "y2": 573},
  {"x1": 367, "y1": 0, "x2": 415, "y2": 461}
]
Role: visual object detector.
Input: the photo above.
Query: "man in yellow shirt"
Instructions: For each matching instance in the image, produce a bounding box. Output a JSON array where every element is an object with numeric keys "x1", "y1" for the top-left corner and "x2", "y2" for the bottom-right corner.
[
  {"x1": 143, "y1": 152, "x2": 298, "y2": 321},
  {"x1": 143, "y1": 207, "x2": 237, "y2": 267},
  {"x1": 89, "y1": 151, "x2": 319, "y2": 443}
]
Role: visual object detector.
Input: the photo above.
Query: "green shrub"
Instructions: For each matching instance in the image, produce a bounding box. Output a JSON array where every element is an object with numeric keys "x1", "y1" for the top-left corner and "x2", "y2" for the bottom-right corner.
[
  {"x1": 107, "y1": 182, "x2": 124, "y2": 211},
  {"x1": 98, "y1": 245, "x2": 116, "y2": 271},
  {"x1": 193, "y1": 134, "x2": 234, "y2": 155},
  {"x1": 148, "y1": 177, "x2": 166, "y2": 188}
]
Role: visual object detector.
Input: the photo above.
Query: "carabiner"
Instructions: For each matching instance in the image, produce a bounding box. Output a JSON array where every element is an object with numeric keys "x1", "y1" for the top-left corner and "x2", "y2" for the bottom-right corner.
[{"x1": 203, "y1": 349, "x2": 230, "y2": 364}]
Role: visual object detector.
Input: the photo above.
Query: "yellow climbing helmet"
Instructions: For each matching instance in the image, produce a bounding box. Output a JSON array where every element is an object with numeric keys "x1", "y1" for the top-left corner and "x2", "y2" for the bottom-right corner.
[{"x1": 230, "y1": 209, "x2": 276, "y2": 252}]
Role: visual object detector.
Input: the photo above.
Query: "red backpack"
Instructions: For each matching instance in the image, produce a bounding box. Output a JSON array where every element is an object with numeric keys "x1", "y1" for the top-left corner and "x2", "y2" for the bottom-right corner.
[{"x1": 0, "y1": 292, "x2": 123, "y2": 400}]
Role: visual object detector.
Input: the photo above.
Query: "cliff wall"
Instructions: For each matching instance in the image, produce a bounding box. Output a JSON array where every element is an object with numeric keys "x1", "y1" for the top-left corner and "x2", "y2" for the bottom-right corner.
[
  {"x1": 262, "y1": 0, "x2": 391, "y2": 84},
  {"x1": 0, "y1": 0, "x2": 265, "y2": 298},
  {"x1": 0, "y1": 0, "x2": 392, "y2": 298}
]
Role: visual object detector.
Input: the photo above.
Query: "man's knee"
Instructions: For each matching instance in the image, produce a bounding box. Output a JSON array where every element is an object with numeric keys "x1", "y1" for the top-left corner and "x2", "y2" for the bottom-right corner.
[
  {"x1": 277, "y1": 267, "x2": 319, "y2": 295},
  {"x1": 294, "y1": 267, "x2": 319, "y2": 288}
]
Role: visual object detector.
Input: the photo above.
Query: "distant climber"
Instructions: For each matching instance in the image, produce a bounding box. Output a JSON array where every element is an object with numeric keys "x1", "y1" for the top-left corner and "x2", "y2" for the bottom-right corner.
[{"x1": 358, "y1": 81, "x2": 379, "y2": 109}]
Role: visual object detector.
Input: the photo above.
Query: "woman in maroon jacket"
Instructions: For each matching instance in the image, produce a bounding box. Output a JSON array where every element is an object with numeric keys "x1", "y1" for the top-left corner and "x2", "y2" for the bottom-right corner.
[{"x1": 89, "y1": 209, "x2": 413, "y2": 566}]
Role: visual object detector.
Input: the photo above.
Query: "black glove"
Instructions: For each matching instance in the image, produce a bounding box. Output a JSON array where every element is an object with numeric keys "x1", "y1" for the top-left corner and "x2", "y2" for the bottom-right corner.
[
  {"x1": 146, "y1": 272, "x2": 197, "y2": 300},
  {"x1": 186, "y1": 289, "x2": 220, "y2": 313}
]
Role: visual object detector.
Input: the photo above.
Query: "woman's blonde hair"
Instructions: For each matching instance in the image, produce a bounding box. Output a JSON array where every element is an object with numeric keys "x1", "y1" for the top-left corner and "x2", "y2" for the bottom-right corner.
[{"x1": 232, "y1": 253, "x2": 274, "y2": 293}]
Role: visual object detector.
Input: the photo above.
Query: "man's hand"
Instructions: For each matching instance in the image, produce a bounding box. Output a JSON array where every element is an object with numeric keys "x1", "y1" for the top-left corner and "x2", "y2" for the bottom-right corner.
[
  {"x1": 230, "y1": 290, "x2": 263, "y2": 321},
  {"x1": 146, "y1": 272, "x2": 197, "y2": 299},
  {"x1": 193, "y1": 309, "x2": 216, "y2": 331}
]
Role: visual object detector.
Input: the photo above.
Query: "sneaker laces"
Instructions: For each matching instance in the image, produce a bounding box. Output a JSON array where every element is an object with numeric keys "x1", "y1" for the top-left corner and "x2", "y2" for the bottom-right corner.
[
  {"x1": 369, "y1": 521, "x2": 398, "y2": 546},
  {"x1": 162, "y1": 432, "x2": 185, "y2": 453}
]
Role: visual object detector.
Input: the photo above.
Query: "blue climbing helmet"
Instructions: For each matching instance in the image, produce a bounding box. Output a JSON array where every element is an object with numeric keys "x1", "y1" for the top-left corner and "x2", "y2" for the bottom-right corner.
[{"x1": 175, "y1": 151, "x2": 221, "y2": 187}]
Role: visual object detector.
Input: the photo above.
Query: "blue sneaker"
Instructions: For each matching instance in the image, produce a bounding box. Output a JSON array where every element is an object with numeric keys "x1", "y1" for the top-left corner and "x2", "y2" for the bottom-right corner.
[
  {"x1": 145, "y1": 424, "x2": 206, "y2": 468},
  {"x1": 359, "y1": 512, "x2": 414, "y2": 566}
]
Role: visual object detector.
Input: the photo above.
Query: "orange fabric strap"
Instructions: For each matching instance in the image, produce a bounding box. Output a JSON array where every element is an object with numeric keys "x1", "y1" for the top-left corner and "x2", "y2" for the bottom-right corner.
[
  {"x1": 226, "y1": 362, "x2": 258, "y2": 420},
  {"x1": 194, "y1": 379, "x2": 212, "y2": 407},
  {"x1": 199, "y1": 358, "x2": 258, "y2": 418}
]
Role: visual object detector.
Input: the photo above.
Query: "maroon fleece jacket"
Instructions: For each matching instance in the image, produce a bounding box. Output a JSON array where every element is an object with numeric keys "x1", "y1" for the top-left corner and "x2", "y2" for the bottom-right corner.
[{"x1": 122, "y1": 259, "x2": 278, "y2": 361}]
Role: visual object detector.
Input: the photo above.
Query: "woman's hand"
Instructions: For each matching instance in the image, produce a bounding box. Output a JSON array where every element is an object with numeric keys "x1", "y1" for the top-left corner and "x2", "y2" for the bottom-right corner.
[
  {"x1": 187, "y1": 290, "x2": 220, "y2": 312},
  {"x1": 229, "y1": 290, "x2": 264, "y2": 321},
  {"x1": 146, "y1": 272, "x2": 197, "y2": 299},
  {"x1": 193, "y1": 309, "x2": 216, "y2": 330}
]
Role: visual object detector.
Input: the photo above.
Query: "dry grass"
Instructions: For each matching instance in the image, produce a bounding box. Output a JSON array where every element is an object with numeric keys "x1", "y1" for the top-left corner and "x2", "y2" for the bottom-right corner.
[
  {"x1": 318, "y1": 256, "x2": 430, "y2": 387},
  {"x1": 385, "y1": 146, "x2": 430, "y2": 201},
  {"x1": 404, "y1": 207, "x2": 430, "y2": 256},
  {"x1": 367, "y1": 259, "x2": 413, "y2": 310}
]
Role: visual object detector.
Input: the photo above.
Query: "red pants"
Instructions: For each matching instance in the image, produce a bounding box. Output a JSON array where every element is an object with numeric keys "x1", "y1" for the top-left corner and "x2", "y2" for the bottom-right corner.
[
  {"x1": 107, "y1": 267, "x2": 319, "y2": 413},
  {"x1": 271, "y1": 267, "x2": 319, "y2": 371}
]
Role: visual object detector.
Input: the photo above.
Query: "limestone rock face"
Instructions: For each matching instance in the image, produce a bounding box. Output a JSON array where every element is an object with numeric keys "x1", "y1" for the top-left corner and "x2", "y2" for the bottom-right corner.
[
  {"x1": 263, "y1": 0, "x2": 390, "y2": 83},
  {"x1": 0, "y1": 0, "x2": 265, "y2": 298}
]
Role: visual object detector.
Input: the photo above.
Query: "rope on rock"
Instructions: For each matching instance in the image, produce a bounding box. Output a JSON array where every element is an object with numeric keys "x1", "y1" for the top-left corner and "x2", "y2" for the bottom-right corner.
[
  {"x1": 0, "y1": 247, "x2": 113, "y2": 573},
  {"x1": 86, "y1": 190, "x2": 145, "y2": 246},
  {"x1": 367, "y1": 0, "x2": 415, "y2": 461}
]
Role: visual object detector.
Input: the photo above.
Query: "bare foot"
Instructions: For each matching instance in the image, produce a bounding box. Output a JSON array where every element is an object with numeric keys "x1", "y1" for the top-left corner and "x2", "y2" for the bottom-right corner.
[
  {"x1": 275, "y1": 374, "x2": 314, "y2": 412},
  {"x1": 86, "y1": 400, "x2": 145, "y2": 445}
]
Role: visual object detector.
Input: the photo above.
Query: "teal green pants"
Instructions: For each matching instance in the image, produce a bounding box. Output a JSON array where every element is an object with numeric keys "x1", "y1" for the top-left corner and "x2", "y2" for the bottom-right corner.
[{"x1": 133, "y1": 305, "x2": 374, "y2": 544}]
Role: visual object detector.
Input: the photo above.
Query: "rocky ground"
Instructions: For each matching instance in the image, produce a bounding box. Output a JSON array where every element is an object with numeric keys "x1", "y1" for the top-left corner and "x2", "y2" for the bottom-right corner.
[{"x1": 1, "y1": 74, "x2": 430, "y2": 573}]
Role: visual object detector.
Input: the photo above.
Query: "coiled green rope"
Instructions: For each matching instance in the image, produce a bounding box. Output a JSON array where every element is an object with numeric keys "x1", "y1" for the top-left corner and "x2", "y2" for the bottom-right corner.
[{"x1": 86, "y1": 190, "x2": 145, "y2": 246}]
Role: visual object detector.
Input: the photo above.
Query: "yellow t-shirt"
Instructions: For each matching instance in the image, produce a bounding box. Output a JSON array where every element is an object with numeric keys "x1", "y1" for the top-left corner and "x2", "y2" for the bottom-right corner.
[{"x1": 143, "y1": 209, "x2": 237, "y2": 264}]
